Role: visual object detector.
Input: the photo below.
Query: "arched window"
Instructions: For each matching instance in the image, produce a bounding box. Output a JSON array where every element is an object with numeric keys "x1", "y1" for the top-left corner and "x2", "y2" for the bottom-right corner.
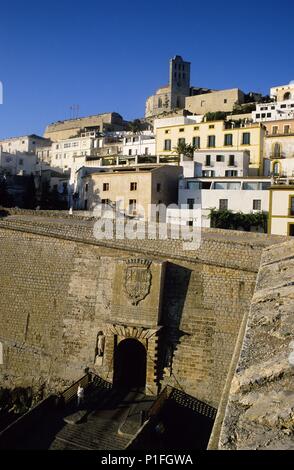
[
  {"x1": 273, "y1": 143, "x2": 281, "y2": 158},
  {"x1": 158, "y1": 98, "x2": 162, "y2": 108},
  {"x1": 283, "y1": 92, "x2": 291, "y2": 100},
  {"x1": 273, "y1": 162, "x2": 280, "y2": 176}
]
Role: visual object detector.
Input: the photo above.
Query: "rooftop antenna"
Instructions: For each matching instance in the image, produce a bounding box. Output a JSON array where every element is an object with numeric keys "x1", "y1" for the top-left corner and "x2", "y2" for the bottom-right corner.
[{"x1": 69, "y1": 104, "x2": 80, "y2": 119}]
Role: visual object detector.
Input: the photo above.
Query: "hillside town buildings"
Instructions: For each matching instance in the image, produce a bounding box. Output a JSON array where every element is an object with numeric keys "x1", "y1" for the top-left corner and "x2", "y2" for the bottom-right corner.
[{"x1": 1, "y1": 57, "x2": 294, "y2": 237}]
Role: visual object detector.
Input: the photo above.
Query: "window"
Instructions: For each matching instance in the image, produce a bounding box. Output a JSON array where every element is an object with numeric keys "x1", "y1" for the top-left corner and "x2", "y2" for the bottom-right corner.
[
  {"x1": 187, "y1": 220, "x2": 193, "y2": 227},
  {"x1": 156, "y1": 183, "x2": 161, "y2": 192},
  {"x1": 128, "y1": 149, "x2": 132, "y2": 156},
  {"x1": 267, "y1": 113, "x2": 271, "y2": 117},
  {"x1": 194, "y1": 126, "x2": 199, "y2": 131},
  {"x1": 280, "y1": 104, "x2": 287, "y2": 109},
  {"x1": 214, "y1": 182, "x2": 241, "y2": 190},
  {"x1": 178, "y1": 138, "x2": 186, "y2": 145},
  {"x1": 129, "y1": 199, "x2": 137, "y2": 213},
  {"x1": 165, "y1": 130, "x2": 170, "y2": 134},
  {"x1": 201, "y1": 100, "x2": 205, "y2": 107},
  {"x1": 273, "y1": 162, "x2": 280, "y2": 176},
  {"x1": 179, "y1": 128, "x2": 185, "y2": 132},
  {"x1": 158, "y1": 98, "x2": 162, "y2": 108},
  {"x1": 253, "y1": 200, "x2": 261, "y2": 211},
  {"x1": 130, "y1": 182, "x2": 137, "y2": 191},
  {"x1": 187, "y1": 198, "x2": 195, "y2": 209},
  {"x1": 284, "y1": 92, "x2": 291, "y2": 100},
  {"x1": 164, "y1": 139, "x2": 171, "y2": 151},
  {"x1": 85, "y1": 183, "x2": 88, "y2": 192},
  {"x1": 101, "y1": 199, "x2": 110, "y2": 205},
  {"x1": 273, "y1": 143, "x2": 281, "y2": 158},
  {"x1": 256, "y1": 114, "x2": 260, "y2": 118},
  {"x1": 284, "y1": 125, "x2": 290, "y2": 134},
  {"x1": 186, "y1": 181, "x2": 201, "y2": 190},
  {"x1": 229, "y1": 154, "x2": 235, "y2": 166},
  {"x1": 192, "y1": 136, "x2": 200, "y2": 148},
  {"x1": 272, "y1": 126, "x2": 278, "y2": 135},
  {"x1": 202, "y1": 170, "x2": 215, "y2": 177},
  {"x1": 242, "y1": 132, "x2": 250, "y2": 145},
  {"x1": 290, "y1": 197, "x2": 294, "y2": 216},
  {"x1": 219, "y1": 199, "x2": 228, "y2": 210},
  {"x1": 261, "y1": 113, "x2": 266, "y2": 118},
  {"x1": 243, "y1": 182, "x2": 271, "y2": 190},
  {"x1": 224, "y1": 99, "x2": 227, "y2": 103},
  {"x1": 216, "y1": 155, "x2": 224, "y2": 162},
  {"x1": 224, "y1": 134, "x2": 233, "y2": 146},
  {"x1": 207, "y1": 135, "x2": 215, "y2": 147},
  {"x1": 103, "y1": 183, "x2": 109, "y2": 191},
  {"x1": 225, "y1": 170, "x2": 238, "y2": 177},
  {"x1": 209, "y1": 124, "x2": 215, "y2": 129},
  {"x1": 289, "y1": 224, "x2": 294, "y2": 236},
  {"x1": 19, "y1": 158, "x2": 24, "y2": 166},
  {"x1": 205, "y1": 155, "x2": 211, "y2": 166},
  {"x1": 144, "y1": 147, "x2": 148, "y2": 155}
]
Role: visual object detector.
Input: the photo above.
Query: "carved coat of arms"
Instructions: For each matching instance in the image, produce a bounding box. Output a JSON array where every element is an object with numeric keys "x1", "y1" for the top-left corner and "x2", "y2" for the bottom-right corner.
[{"x1": 124, "y1": 259, "x2": 152, "y2": 305}]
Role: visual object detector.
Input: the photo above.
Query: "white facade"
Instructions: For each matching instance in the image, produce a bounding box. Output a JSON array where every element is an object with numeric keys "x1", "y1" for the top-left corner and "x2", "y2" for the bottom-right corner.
[
  {"x1": 122, "y1": 132, "x2": 155, "y2": 157},
  {"x1": 154, "y1": 114, "x2": 204, "y2": 131},
  {"x1": 252, "y1": 100, "x2": 294, "y2": 122},
  {"x1": 180, "y1": 150, "x2": 250, "y2": 178},
  {"x1": 0, "y1": 134, "x2": 49, "y2": 154},
  {"x1": 50, "y1": 136, "x2": 98, "y2": 172},
  {"x1": 0, "y1": 149, "x2": 37, "y2": 175},
  {"x1": 167, "y1": 177, "x2": 270, "y2": 227}
]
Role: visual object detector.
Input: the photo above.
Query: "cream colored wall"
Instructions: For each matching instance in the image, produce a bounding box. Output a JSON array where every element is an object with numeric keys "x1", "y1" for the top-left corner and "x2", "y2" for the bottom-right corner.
[
  {"x1": 84, "y1": 167, "x2": 182, "y2": 220},
  {"x1": 271, "y1": 217, "x2": 293, "y2": 235},
  {"x1": 156, "y1": 121, "x2": 264, "y2": 174},
  {"x1": 185, "y1": 89, "x2": 243, "y2": 114},
  {"x1": 270, "y1": 84, "x2": 294, "y2": 101},
  {"x1": 270, "y1": 189, "x2": 294, "y2": 235},
  {"x1": 85, "y1": 171, "x2": 152, "y2": 218},
  {"x1": 271, "y1": 189, "x2": 293, "y2": 216}
]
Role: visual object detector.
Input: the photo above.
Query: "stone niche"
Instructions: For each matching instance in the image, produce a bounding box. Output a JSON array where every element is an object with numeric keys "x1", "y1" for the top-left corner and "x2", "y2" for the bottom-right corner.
[{"x1": 97, "y1": 257, "x2": 166, "y2": 395}]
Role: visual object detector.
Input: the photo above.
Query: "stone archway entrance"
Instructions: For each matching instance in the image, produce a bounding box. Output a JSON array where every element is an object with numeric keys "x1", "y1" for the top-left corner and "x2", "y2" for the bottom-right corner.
[{"x1": 113, "y1": 338, "x2": 147, "y2": 390}]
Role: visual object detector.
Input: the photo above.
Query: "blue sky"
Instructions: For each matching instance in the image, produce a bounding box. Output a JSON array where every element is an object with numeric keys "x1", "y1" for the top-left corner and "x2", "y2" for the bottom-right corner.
[{"x1": 0, "y1": 0, "x2": 293, "y2": 139}]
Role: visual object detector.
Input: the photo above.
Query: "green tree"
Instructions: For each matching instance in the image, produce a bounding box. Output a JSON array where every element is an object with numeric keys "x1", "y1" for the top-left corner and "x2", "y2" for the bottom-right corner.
[
  {"x1": 127, "y1": 119, "x2": 144, "y2": 134},
  {"x1": 173, "y1": 142, "x2": 196, "y2": 160}
]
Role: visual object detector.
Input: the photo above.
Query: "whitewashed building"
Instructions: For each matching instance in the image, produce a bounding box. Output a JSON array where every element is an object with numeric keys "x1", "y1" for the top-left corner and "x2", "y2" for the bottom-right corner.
[
  {"x1": 252, "y1": 100, "x2": 294, "y2": 122},
  {"x1": 166, "y1": 177, "x2": 271, "y2": 228},
  {"x1": 180, "y1": 150, "x2": 250, "y2": 178},
  {"x1": 122, "y1": 132, "x2": 155, "y2": 159},
  {"x1": 0, "y1": 134, "x2": 50, "y2": 154},
  {"x1": 0, "y1": 149, "x2": 37, "y2": 176}
]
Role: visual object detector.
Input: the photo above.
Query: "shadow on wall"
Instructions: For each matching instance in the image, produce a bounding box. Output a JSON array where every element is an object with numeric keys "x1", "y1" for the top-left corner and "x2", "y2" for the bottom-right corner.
[{"x1": 156, "y1": 262, "x2": 192, "y2": 389}]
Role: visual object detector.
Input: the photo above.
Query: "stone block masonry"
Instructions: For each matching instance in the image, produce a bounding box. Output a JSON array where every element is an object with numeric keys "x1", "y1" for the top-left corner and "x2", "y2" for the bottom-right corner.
[{"x1": 0, "y1": 212, "x2": 288, "y2": 411}]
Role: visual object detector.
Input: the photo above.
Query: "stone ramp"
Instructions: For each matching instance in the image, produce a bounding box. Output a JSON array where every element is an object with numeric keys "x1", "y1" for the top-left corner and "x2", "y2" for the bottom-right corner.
[{"x1": 49, "y1": 388, "x2": 152, "y2": 450}]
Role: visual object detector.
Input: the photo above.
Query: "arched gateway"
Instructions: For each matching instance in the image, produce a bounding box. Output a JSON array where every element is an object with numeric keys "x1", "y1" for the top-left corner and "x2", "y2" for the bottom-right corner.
[{"x1": 113, "y1": 338, "x2": 147, "y2": 389}]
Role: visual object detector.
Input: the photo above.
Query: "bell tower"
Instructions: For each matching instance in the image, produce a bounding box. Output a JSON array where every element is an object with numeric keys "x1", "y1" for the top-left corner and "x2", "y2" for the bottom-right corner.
[{"x1": 169, "y1": 55, "x2": 191, "y2": 109}]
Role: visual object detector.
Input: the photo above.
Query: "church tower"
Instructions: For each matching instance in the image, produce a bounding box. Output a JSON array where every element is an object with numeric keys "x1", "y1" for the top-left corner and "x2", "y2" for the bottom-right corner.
[{"x1": 169, "y1": 55, "x2": 191, "y2": 109}]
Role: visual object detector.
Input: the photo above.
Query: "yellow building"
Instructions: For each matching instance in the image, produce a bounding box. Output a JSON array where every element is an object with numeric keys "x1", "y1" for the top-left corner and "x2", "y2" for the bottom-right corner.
[
  {"x1": 155, "y1": 117, "x2": 266, "y2": 175},
  {"x1": 269, "y1": 185, "x2": 294, "y2": 236},
  {"x1": 80, "y1": 165, "x2": 182, "y2": 221}
]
